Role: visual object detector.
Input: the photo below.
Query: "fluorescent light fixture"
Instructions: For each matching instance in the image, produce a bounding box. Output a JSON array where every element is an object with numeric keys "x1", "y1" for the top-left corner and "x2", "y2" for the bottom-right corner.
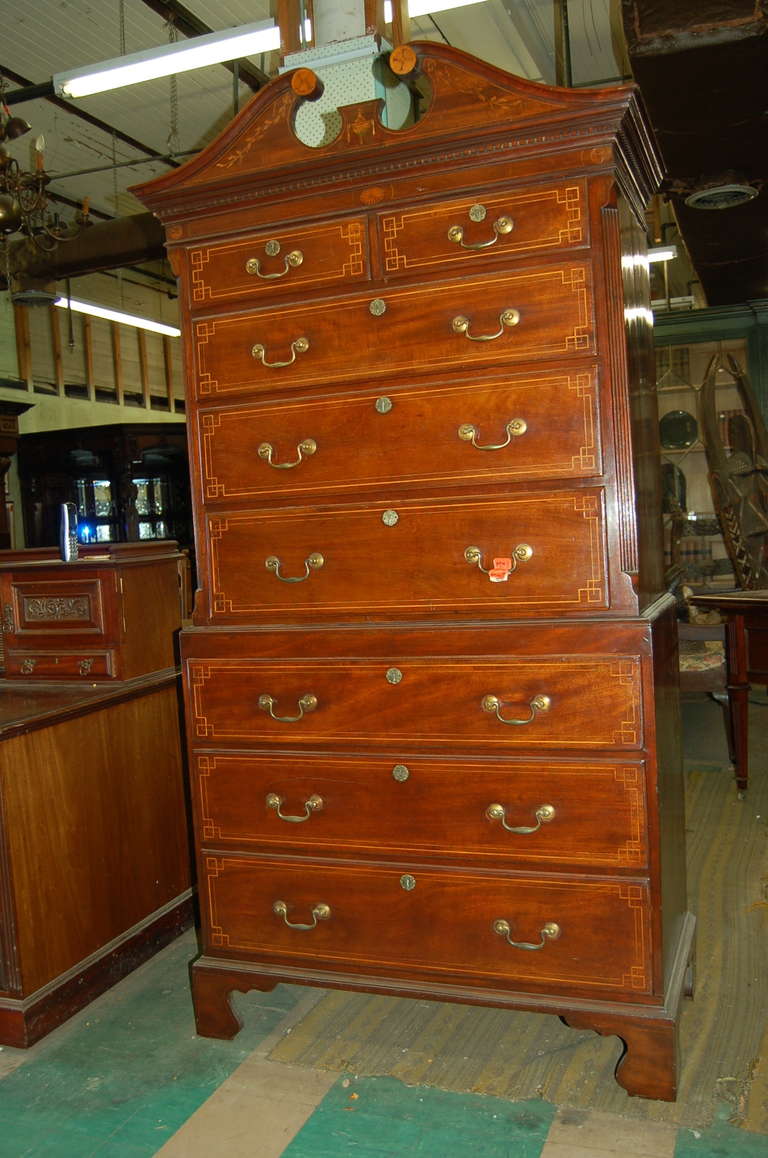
[
  {"x1": 54, "y1": 296, "x2": 181, "y2": 337},
  {"x1": 386, "y1": 0, "x2": 486, "y2": 15},
  {"x1": 647, "y1": 245, "x2": 678, "y2": 263},
  {"x1": 53, "y1": 20, "x2": 280, "y2": 98}
]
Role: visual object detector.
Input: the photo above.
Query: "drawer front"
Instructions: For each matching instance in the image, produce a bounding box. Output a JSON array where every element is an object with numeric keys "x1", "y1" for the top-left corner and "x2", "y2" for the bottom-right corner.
[
  {"x1": 193, "y1": 263, "x2": 594, "y2": 399},
  {"x1": 188, "y1": 655, "x2": 643, "y2": 750},
  {"x1": 378, "y1": 182, "x2": 587, "y2": 278},
  {"x1": 4, "y1": 650, "x2": 115, "y2": 679},
  {"x1": 202, "y1": 855, "x2": 652, "y2": 996},
  {"x1": 3, "y1": 577, "x2": 107, "y2": 639},
  {"x1": 187, "y1": 217, "x2": 368, "y2": 306},
  {"x1": 206, "y1": 490, "x2": 607, "y2": 620},
  {"x1": 194, "y1": 752, "x2": 648, "y2": 869},
  {"x1": 198, "y1": 367, "x2": 600, "y2": 504}
]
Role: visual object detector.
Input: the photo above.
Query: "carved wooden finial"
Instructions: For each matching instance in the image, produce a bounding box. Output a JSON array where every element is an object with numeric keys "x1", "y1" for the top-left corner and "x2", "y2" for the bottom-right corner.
[
  {"x1": 389, "y1": 44, "x2": 417, "y2": 77},
  {"x1": 290, "y1": 68, "x2": 323, "y2": 101}
]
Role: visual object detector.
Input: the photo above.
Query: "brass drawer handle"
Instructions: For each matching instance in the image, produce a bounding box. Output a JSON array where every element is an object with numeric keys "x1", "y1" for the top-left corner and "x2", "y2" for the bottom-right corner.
[
  {"x1": 465, "y1": 544, "x2": 533, "y2": 581},
  {"x1": 273, "y1": 900, "x2": 331, "y2": 930},
  {"x1": 251, "y1": 336, "x2": 309, "y2": 369},
  {"x1": 482, "y1": 693, "x2": 551, "y2": 725},
  {"x1": 452, "y1": 309, "x2": 520, "y2": 342},
  {"x1": 457, "y1": 419, "x2": 527, "y2": 449},
  {"x1": 486, "y1": 802, "x2": 556, "y2": 833},
  {"x1": 266, "y1": 792, "x2": 324, "y2": 822},
  {"x1": 447, "y1": 214, "x2": 514, "y2": 250},
  {"x1": 492, "y1": 919, "x2": 560, "y2": 950},
  {"x1": 258, "y1": 692, "x2": 318, "y2": 722},
  {"x1": 265, "y1": 552, "x2": 324, "y2": 583},
  {"x1": 245, "y1": 247, "x2": 303, "y2": 280},
  {"x1": 2, "y1": 604, "x2": 13, "y2": 633},
  {"x1": 258, "y1": 437, "x2": 317, "y2": 469}
]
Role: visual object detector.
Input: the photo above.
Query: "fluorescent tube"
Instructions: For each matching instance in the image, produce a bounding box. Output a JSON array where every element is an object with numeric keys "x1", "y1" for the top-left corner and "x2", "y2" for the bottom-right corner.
[
  {"x1": 647, "y1": 245, "x2": 678, "y2": 263},
  {"x1": 54, "y1": 296, "x2": 181, "y2": 337},
  {"x1": 53, "y1": 21, "x2": 281, "y2": 98}
]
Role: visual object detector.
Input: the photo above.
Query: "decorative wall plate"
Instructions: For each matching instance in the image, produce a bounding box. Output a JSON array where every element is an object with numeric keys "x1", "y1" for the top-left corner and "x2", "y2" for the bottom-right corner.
[{"x1": 660, "y1": 409, "x2": 698, "y2": 450}]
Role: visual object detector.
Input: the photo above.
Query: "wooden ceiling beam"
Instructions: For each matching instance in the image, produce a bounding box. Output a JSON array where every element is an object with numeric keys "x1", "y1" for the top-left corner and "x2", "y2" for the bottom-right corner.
[{"x1": 137, "y1": 0, "x2": 269, "y2": 91}]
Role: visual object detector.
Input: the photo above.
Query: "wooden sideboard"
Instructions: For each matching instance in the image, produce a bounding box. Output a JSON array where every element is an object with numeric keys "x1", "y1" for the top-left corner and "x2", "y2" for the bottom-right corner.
[
  {"x1": 0, "y1": 541, "x2": 182, "y2": 681},
  {"x1": 134, "y1": 42, "x2": 692, "y2": 1100},
  {"x1": 0, "y1": 672, "x2": 192, "y2": 1046}
]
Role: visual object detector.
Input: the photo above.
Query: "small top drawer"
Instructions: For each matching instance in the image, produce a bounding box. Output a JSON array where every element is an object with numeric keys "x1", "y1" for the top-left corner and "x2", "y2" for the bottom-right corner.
[
  {"x1": 377, "y1": 181, "x2": 587, "y2": 279},
  {"x1": 186, "y1": 217, "x2": 369, "y2": 307}
]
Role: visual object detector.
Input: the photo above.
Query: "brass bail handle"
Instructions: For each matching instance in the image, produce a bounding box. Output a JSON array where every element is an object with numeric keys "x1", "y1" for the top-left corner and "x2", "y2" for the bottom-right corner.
[
  {"x1": 452, "y1": 308, "x2": 520, "y2": 342},
  {"x1": 273, "y1": 900, "x2": 331, "y2": 930},
  {"x1": 265, "y1": 552, "x2": 324, "y2": 583},
  {"x1": 251, "y1": 336, "x2": 309, "y2": 369},
  {"x1": 486, "y1": 802, "x2": 556, "y2": 834},
  {"x1": 492, "y1": 919, "x2": 560, "y2": 951},
  {"x1": 447, "y1": 205, "x2": 514, "y2": 250},
  {"x1": 258, "y1": 692, "x2": 318, "y2": 722},
  {"x1": 482, "y1": 693, "x2": 551, "y2": 726},
  {"x1": 245, "y1": 241, "x2": 304, "y2": 280},
  {"x1": 258, "y1": 438, "x2": 317, "y2": 469},
  {"x1": 464, "y1": 544, "x2": 533, "y2": 580},
  {"x1": 266, "y1": 792, "x2": 324, "y2": 823},
  {"x1": 457, "y1": 419, "x2": 527, "y2": 450}
]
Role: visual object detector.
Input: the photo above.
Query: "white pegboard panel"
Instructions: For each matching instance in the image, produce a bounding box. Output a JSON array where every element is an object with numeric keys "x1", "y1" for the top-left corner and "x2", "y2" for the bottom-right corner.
[{"x1": 284, "y1": 36, "x2": 412, "y2": 147}]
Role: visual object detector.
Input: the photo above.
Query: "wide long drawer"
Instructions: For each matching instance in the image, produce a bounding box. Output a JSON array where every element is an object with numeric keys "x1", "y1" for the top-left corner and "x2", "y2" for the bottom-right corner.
[
  {"x1": 377, "y1": 181, "x2": 587, "y2": 279},
  {"x1": 194, "y1": 751, "x2": 648, "y2": 870},
  {"x1": 197, "y1": 366, "x2": 600, "y2": 504},
  {"x1": 192, "y1": 263, "x2": 594, "y2": 399},
  {"x1": 205, "y1": 489, "x2": 607, "y2": 620},
  {"x1": 187, "y1": 653, "x2": 643, "y2": 750},
  {"x1": 202, "y1": 854, "x2": 653, "y2": 997}
]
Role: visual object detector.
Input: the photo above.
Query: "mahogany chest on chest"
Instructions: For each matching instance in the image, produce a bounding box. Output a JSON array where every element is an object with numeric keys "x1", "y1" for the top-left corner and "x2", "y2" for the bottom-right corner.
[{"x1": 134, "y1": 42, "x2": 692, "y2": 1100}]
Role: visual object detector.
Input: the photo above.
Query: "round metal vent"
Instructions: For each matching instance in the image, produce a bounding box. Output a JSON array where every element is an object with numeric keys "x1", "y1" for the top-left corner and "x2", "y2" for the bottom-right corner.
[{"x1": 684, "y1": 182, "x2": 759, "y2": 210}]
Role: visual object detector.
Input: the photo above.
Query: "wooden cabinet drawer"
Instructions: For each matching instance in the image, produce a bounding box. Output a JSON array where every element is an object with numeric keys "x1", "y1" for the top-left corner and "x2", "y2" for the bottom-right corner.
[
  {"x1": 1, "y1": 575, "x2": 109, "y2": 642},
  {"x1": 186, "y1": 217, "x2": 368, "y2": 306},
  {"x1": 188, "y1": 653, "x2": 643, "y2": 751},
  {"x1": 377, "y1": 181, "x2": 587, "y2": 278},
  {"x1": 194, "y1": 751, "x2": 648, "y2": 870},
  {"x1": 205, "y1": 489, "x2": 607, "y2": 620},
  {"x1": 3, "y1": 650, "x2": 115, "y2": 679},
  {"x1": 202, "y1": 855, "x2": 652, "y2": 996},
  {"x1": 193, "y1": 263, "x2": 594, "y2": 400},
  {"x1": 198, "y1": 366, "x2": 600, "y2": 504}
]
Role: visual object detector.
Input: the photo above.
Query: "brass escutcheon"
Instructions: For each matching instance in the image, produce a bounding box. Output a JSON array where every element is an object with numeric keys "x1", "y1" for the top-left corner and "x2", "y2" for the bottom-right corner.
[
  {"x1": 381, "y1": 509, "x2": 399, "y2": 526},
  {"x1": 400, "y1": 874, "x2": 416, "y2": 891},
  {"x1": 375, "y1": 396, "x2": 393, "y2": 414},
  {"x1": 369, "y1": 298, "x2": 387, "y2": 316},
  {"x1": 392, "y1": 764, "x2": 410, "y2": 782},
  {"x1": 386, "y1": 667, "x2": 403, "y2": 684}
]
